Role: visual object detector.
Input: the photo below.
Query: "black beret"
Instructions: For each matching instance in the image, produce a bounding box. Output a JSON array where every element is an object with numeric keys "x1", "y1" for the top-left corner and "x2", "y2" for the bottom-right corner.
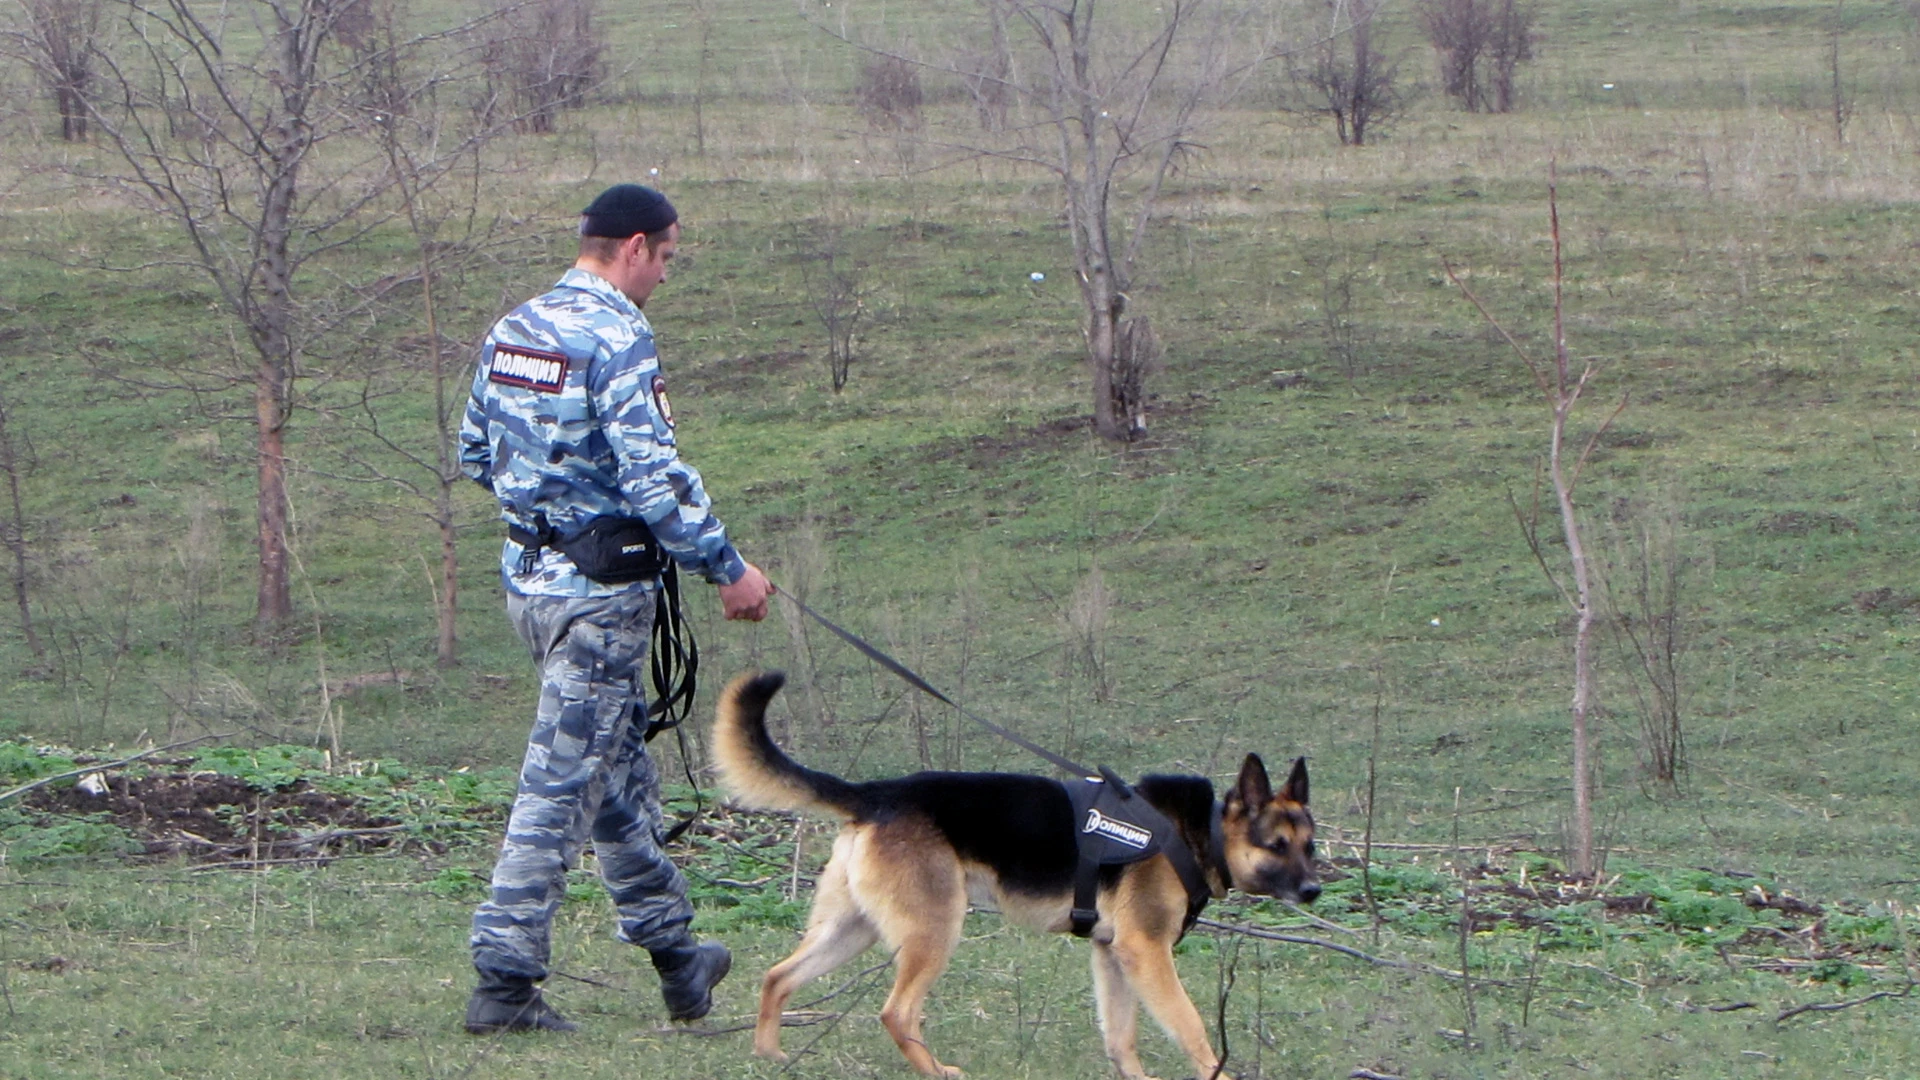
[{"x1": 580, "y1": 184, "x2": 678, "y2": 239}]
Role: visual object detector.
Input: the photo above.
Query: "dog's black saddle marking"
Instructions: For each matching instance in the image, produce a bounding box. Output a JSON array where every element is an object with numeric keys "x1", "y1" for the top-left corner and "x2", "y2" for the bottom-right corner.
[{"x1": 1068, "y1": 768, "x2": 1211, "y2": 937}]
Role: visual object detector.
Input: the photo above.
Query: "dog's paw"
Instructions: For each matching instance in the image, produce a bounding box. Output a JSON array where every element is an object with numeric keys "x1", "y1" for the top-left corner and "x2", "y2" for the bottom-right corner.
[{"x1": 753, "y1": 1047, "x2": 791, "y2": 1064}]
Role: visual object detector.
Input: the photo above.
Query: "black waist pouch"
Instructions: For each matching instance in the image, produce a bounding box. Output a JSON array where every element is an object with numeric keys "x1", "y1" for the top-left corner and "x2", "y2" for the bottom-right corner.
[{"x1": 556, "y1": 517, "x2": 667, "y2": 584}]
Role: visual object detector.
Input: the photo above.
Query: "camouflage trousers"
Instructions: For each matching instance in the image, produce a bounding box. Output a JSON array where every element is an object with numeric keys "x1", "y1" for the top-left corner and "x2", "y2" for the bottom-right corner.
[{"x1": 469, "y1": 588, "x2": 694, "y2": 979}]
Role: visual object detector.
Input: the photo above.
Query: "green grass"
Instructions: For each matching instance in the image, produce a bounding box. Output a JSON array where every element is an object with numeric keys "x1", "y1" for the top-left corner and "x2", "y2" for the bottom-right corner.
[
  {"x1": 4, "y1": 0, "x2": 1920, "y2": 1073},
  {"x1": 2, "y1": 810, "x2": 1914, "y2": 1079}
]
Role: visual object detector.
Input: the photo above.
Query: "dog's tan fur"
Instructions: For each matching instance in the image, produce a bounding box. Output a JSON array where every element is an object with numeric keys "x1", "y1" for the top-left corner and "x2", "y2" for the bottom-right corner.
[{"x1": 712, "y1": 670, "x2": 1319, "y2": 1080}]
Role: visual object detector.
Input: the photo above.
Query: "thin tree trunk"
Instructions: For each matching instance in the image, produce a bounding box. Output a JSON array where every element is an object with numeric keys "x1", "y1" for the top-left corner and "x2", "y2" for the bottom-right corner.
[
  {"x1": 693, "y1": 5, "x2": 711, "y2": 156},
  {"x1": 438, "y1": 499, "x2": 459, "y2": 666},
  {"x1": 0, "y1": 395, "x2": 45, "y2": 664},
  {"x1": 1552, "y1": 404, "x2": 1596, "y2": 878},
  {"x1": 255, "y1": 371, "x2": 292, "y2": 632},
  {"x1": 1444, "y1": 175, "x2": 1615, "y2": 881},
  {"x1": 250, "y1": 3, "x2": 316, "y2": 635},
  {"x1": 1082, "y1": 271, "x2": 1124, "y2": 441},
  {"x1": 420, "y1": 246, "x2": 460, "y2": 668},
  {"x1": 1059, "y1": 2, "x2": 1128, "y2": 442},
  {"x1": 1548, "y1": 182, "x2": 1597, "y2": 879}
]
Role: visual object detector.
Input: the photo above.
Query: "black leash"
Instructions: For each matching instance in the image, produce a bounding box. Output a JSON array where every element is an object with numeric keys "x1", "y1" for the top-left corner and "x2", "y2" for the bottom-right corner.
[
  {"x1": 646, "y1": 563, "x2": 702, "y2": 844},
  {"x1": 775, "y1": 588, "x2": 1223, "y2": 937},
  {"x1": 645, "y1": 562, "x2": 698, "y2": 736},
  {"x1": 775, "y1": 589, "x2": 1094, "y2": 778}
]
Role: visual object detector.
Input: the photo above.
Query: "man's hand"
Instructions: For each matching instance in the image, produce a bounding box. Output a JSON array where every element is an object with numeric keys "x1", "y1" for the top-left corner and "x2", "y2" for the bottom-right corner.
[{"x1": 718, "y1": 562, "x2": 774, "y2": 621}]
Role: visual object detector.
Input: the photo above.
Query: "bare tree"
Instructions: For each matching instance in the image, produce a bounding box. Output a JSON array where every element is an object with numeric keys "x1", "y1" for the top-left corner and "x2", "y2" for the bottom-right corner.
[
  {"x1": 337, "y1": 0, "x2": 408, "y2": 121},
  {"x1": 1286, "y1": 0, "x2": 1410, "y2": 146},
  {"x1": 1416, "y1": 0, "x2": 1485, "y2": 110},
  {"x1": 1484, "y1": 0, "x2": 1534, "y2": 113},
  {"x1": 798, "y1": 224, "x2": 868, "y2": 394},
  {"x1": 296, "y1": 1, "x2": 535, "y2": 668},
  {"x1": 1601, "y1": 499, "x2": 1698, "y2": 792},
  {"x1": 81, "y1": 0, "x2": 343, "y2": 635},
  {"x1": 855, "y1": 52, "x2": 924, "y2": 133},
  {"x1": 478, "y1": 0, "x2": 601, "y2": 134},
  {"x1": 1112, "y1": 313, "x2": 1162, "y2": 438},
  {"x1": 78, "y1": 0, "x2": 507, "y2": 637},
  {"x1": 320, "y1": 118, "x2": 520, "y2": 667},
  {"x1": 1301, "y1": 207, "x2": 1379, "y2": 383},
  {"x1": 1417, "y1": 0, "x2": 1534, "y2": 113},
  {"x1": 1826, "y1": 0, "x2": 1860, "y2": 143},
  {"x1": 957, "y1": 0, "x2": 1013, "y2": 131},
  {"x1": 5, "y1": 0, "x2": 102, "y2": 139},
  {"x1": 809, "y1": 0, "x2": 1282, "y2": 441},
  {"x1": 1443, "y1": 174, "x2": 1625, "y2": 879},
  {"x1": 854, "y1": 48, "x2": 927, "y2": 182},
  {"x1": 0, "y1": 389, "x2": 45, "y2": 667},
  {"x1": 686, "y1": 0, "x2": 716, "y2": 154}
]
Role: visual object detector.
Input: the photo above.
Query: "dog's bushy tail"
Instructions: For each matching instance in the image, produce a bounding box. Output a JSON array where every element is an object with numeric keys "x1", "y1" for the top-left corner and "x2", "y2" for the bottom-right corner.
[{"x1": 712, "y1": 670, "x2": 861, "y2": 819}]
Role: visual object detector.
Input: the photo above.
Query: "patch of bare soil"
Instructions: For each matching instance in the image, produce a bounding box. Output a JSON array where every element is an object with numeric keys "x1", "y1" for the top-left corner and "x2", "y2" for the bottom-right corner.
[
  {"x1": 915, "y1": 405, "x2": 1204, "y2": 479},
  {"x1": 25, "y1": 773, "x2": 408, "y2": 864},
  {"x1": 917, "y1": 414, "x2": 1091, "y2": 470}
]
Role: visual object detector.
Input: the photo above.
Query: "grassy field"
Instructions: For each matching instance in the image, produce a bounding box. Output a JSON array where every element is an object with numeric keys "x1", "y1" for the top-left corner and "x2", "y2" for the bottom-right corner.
[{"x1": 2, "y1": 0, "x2": 1919, "y2": 1076}]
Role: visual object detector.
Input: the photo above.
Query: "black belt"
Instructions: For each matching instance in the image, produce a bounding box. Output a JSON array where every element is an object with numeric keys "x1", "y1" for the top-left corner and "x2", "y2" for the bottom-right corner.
[{"x1": 504, "y1": 515, "x2": 694, "y2": 739}]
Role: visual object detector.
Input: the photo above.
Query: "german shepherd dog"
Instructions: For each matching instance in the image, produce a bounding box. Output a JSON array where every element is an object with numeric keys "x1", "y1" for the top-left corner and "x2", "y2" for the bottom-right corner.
[{"x1": 712, "y1": 671, "x2": 1320, "y2": 1079}]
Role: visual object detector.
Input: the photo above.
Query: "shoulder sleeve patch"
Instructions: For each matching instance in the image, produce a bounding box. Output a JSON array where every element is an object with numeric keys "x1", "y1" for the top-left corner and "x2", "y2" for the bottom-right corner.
[
  {"x1": 488, "y1": 344, "x2": 569, "y2": 393},
  {"x1": 651, "y1": 374, "x2": 675, "y2": 428}
]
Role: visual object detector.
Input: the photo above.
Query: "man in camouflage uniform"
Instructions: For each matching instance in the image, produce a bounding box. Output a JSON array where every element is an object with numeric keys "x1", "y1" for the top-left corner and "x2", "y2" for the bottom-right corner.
[{"x1": 458, "y1": 183, "x2": 774, "y2": 1034}]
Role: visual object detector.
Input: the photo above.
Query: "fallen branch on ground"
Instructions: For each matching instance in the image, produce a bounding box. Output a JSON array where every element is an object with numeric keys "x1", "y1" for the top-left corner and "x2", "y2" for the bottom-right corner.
[
  {"x1": 1278, "y1": 900, "x2": 1361, "y2": 936},
  {"x1": 189, "y1": 855, "x2": 382, "y2": 872},
  {"x1": 1550, "y1": 960, "x2": 1644, "y2": 989},
  {"x1": 1194, "y1": 917, "x2": 1506, "y2": 984},
  {"x1": 1775, "y1": 983, "x2": 1914, "y2": 1024},
  {"x1": 0, "y1": 734, "x2": 235, "y2": 805}
]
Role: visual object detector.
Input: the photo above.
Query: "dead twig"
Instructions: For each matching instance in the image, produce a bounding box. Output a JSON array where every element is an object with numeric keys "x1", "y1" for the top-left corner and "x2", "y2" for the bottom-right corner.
[
  {"x1": 792, "y1": 960, "x2": 892, "y2": 1011},
  {"x1": 550, "y1": 968, "x2": 625, "y2": 991},
  {"x1": 1549, "y1": 960, "x2": 1646, "y2": 990},
  {"x1": 1775, "y1": 983, "x2": 1914, "y2": 1024},
  {"x1": 659, "y1": 1021, "x2": 756, "y2": 1036},
  {"x1": 1194, "y1": 918, "x2": 1507, "y2": 985},
  {"x1": 1207, "y1": 932, "x2": 1241, "y2": 1080},
  {"x1": 779, "y1": 959, "x2": 890, "y2": 1074},
  {"x1": 0, "y1": 734, "x2": 234, "y2": 805},
  {"x1": 1280, "y1": 901, "x2": 1362, "y2": 937},
  {"x1": 188, "y1": 855, "x2": 369, "y2": 872}
]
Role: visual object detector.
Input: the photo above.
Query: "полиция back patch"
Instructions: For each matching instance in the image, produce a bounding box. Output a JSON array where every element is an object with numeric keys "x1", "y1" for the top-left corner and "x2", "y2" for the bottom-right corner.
[{"x1": 488, "y1": 345, "x2": 568, "y2": 393}]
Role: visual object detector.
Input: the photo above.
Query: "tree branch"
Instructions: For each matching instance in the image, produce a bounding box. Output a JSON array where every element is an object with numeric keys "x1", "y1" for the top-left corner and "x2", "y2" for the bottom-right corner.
[{"x1": 0, "y1": 734, "x2": 235, "y2": 806}]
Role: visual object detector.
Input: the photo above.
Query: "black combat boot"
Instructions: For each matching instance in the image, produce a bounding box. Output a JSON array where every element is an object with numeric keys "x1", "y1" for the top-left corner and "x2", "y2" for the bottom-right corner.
[
  {"x1": 463, "y1": 968, "x2": 579, "y2": 1034},
  {"x1": 649, "y1": 938, "x2": 731, "y2": 1021}
]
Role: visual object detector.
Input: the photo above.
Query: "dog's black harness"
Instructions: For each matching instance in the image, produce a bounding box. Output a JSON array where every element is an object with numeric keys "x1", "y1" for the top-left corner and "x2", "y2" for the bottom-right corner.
[{"x1": 1066, "y1": 769, "x2": 1225, "y2": 938}]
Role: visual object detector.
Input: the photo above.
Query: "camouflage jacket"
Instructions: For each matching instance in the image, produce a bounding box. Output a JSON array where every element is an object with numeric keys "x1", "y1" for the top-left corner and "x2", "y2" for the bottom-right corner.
[{"x1": 460, "y1": 268, "x2": 746, "y2": 597}]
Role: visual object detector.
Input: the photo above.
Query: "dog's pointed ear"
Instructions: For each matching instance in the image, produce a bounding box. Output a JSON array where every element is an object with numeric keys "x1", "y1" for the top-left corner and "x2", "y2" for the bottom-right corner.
[
  {"x1": 1281, "y1": 756, "x2": 1309, "y2": 806},
  {"x1": 1232, "y1": 753, "x2": 1273, "y2": 808}
]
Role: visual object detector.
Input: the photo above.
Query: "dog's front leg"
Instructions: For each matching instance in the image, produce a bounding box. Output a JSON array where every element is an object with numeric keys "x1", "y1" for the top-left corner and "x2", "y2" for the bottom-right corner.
[
  {"x1": 1092, "y1": 940, "x2": 1159, "y2": 1080},
  {"x1": 1108, "y1": 931, "x2": 1219, "y2": 1080}
]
